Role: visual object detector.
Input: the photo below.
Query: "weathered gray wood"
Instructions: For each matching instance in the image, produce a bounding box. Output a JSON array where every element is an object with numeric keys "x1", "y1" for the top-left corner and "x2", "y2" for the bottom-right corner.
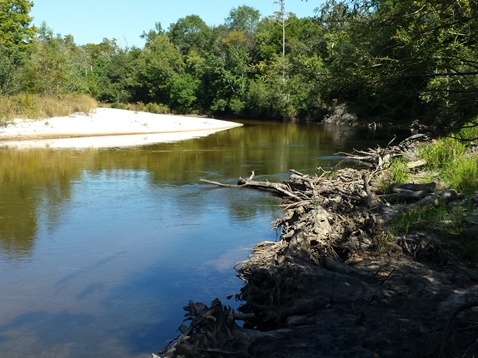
[
  {"x1": 201, "y1": 176, "x2": 305, "y2": 201},
  {"x1": 410, "y1": 189, "x2": 461, "y2": 208},
  {"x1": 393, "y1": 182, "x2": 437, "y2": 193}
]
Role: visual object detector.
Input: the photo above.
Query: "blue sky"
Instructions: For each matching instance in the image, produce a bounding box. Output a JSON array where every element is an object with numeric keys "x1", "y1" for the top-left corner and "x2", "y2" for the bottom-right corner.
[{"x1": 30, "y1": 1, "x2": 323, "y2": 48}]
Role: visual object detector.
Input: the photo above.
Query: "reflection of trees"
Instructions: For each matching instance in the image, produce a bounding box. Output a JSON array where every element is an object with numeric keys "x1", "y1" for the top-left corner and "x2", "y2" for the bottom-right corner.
[
  {"x1": 0, "y1": 149, "x2": 88, "y2": 258},
  {"x1": 0, "y1": 122, "x2": 385, "y2": 258},
  {"x1": 90, "y1": 123, "x2": 384, "y2": 186},
  {"x1": 71, "y1": 123, "x2": 384, "y2": 223}
]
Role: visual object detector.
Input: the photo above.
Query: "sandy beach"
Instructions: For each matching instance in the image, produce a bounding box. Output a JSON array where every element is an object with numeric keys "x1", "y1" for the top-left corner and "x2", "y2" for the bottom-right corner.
[{"x1": 0, "y1": 108, "x2": 243, "y2": 149}]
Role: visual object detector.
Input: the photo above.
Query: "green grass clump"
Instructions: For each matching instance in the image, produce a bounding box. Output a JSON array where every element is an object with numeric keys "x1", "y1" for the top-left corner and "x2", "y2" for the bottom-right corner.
[
  {"x1": 392, "y1": 203, "x2": 466, "y2": 236},
  {"x1": 419, "y1": 137, "x2": 467, "y2": 168},
  {"x1": 0, "y1": 93, "x2": 97, "y2": 125},
  {"x1": 376, "y1": 158, "x2": 411, "y2": 194},
  {"x1": 389, "y1": 158, "x2": 410, "y2": 184},
  {"x1": 418, "y1": 131, "x2": 478, "y2": 194},
  {"x1": 385, "y1": 120, "x2": 478, "y2": 263},
  {"x1": 442, "y1": 156, "x2": 478, "y2": 194}
]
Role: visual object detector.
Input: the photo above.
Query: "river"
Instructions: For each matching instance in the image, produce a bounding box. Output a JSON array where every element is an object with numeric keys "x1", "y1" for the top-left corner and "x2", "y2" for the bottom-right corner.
[{"x1": 0, "y1": 120, "x2": 387, "y2": 357}]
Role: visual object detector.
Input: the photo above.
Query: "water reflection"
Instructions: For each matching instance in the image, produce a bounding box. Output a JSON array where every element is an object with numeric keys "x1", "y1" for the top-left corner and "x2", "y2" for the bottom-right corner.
[
  {"x1": 0, "y1": 121, "x2": 388, "y2": 357},
  {"x1": 0, "y1": 149, "x2": 88, "y2": 257},
  {"x1": 0, "y1": 122, "x2": 379, "y2": 259}
]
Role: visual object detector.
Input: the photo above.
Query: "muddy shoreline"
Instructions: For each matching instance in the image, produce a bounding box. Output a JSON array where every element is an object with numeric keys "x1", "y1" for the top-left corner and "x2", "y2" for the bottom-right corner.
[{"x1": 156, "y1": 137, "x2": 478, "y2": 358}]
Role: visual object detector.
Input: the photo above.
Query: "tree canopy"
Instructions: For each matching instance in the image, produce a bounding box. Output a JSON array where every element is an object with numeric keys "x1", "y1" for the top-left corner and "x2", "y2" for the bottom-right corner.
[
  {"x1": 0, "y1": 0, "x2": 35, "y2": 48},
  {"x1": 2, "y1": 0, "x2": 477, "y2": 133}
]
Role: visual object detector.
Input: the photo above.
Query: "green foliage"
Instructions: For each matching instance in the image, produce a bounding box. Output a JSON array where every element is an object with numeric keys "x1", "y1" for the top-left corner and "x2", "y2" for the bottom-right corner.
[
  {"x1": 167, "y1": 15, "x2": 212, "y2": 56},
  {"x1": 225, "y1": 6, "x2": 261, "y2": 34},
  {"x1": 0, "y1": 0, "x2": 35, "y2": 48},
  {"x1": 391, "y1": 202, "x2": 465, "y2": 236},
  {"x1": 144, "y1": 102, "x2": 170, "y2": 114},
  {"x1": 443, "y1": 156, "x2": 478, "y2": 194},
  {"x1": 317, "y1": 0, "x2": 478, "y2": 129},
  {"x1": 389, "y1": 158, "x2": 410, "y2": 184},
  {"x1": 418, "y1": 134, "x2": 478, "y2": 193},
  {"x1": 22, "y1": 24, "x2": 93, "y2": 96},
  {"x1": 85, "y1": 39, "x2": 136, "y2": 103},
  {"x1": 140, "y1": 22, "x2": 165, "y2": 46},
  {"x1": 1, "y1": 1, "x2": 476, "y2": 127},
  {"x1": 134, "y1": 34, "x2": 185, "y2": 106},
  {"x1": 0, "y1": 44, "x2": 26, "y2": 94},
  {"x1": 167, "y1": 74, "x2": 198, "y2": 113},
  {"x1": 375, "y1": 157, "x2": 411, "y2": 194},
  {"x1": 0, "y1": 0, "x2": 34, "y2": 95},
  {"x1": 389, "y1": 197, "x2": 478, "y2": 264},
  {"x1": 420, "y1": 138, "x2": 467, "y2": 168},
  {"x1": 454, "y1": 122, "x2": 478, "y2": 143}
]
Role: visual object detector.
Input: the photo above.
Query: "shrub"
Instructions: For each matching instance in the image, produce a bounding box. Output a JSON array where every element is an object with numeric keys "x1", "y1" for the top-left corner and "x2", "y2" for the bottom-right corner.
[{"x1": 0, "y1": 93, "x2": 97, "y2": 125}]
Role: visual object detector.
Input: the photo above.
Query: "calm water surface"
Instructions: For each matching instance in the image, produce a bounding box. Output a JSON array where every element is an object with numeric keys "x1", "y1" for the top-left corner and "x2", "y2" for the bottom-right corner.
[{"x1": 0, "y1": 121, "x2": 387, "y2": 357}]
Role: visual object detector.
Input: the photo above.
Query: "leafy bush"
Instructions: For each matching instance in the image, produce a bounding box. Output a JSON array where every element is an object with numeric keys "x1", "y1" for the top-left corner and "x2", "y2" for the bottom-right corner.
[{"x1": 145, "y1": 102, "x2": 170, "y2": 114}]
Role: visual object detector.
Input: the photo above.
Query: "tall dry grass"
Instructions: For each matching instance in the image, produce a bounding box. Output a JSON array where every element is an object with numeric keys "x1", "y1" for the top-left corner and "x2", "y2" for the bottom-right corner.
[
  {"x1": 0, "y1": 93, "x2": 97, "y2": 125},
  {"x1": 105, "y1": 101, "x2": 171, "y2": 114}
]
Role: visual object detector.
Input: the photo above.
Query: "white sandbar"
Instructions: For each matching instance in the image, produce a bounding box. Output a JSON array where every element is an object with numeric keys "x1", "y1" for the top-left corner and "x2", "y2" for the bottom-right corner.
[{"x1": 0, "y1": 108, "x2": 243, "y2": 149}]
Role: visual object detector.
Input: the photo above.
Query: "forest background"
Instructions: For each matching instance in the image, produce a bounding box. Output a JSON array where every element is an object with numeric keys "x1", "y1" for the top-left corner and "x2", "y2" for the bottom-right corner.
[{"x1": 1, "y1": 0, "x2": 477, "y2": 134}]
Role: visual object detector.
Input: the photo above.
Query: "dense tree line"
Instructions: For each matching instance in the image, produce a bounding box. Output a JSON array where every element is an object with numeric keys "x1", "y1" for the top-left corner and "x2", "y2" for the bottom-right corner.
[{"x1": 1, "y1": 0, "x2": 477, "y2": 132}]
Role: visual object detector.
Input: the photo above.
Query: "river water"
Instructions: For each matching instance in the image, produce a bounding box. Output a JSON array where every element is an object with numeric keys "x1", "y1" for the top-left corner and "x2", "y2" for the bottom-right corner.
[{"x1": 0, "y1": 120, "x2": 387, "y2": 357}]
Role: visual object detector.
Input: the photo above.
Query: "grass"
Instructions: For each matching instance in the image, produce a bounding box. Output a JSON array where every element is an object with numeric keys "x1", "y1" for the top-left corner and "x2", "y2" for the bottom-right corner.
[
  {"x1": 105, "y1": 101, "x2": 171, "y2": 114},
  {"x1": 390, "y1": 202, "x2": 467, "y2": 236},
  {"x1": 0, "y1": 93, "x2": 97, "y2": 125},
  {"x1": 383, "y1": 120, "x2": 478, "y2": 262},
  {"x1": 375, "y1": 158, "x2": 411, "y2": 194},
  {"x1": 389, "y1": 199, "x2": 478, "y2": 263},
  {"x1": 419, "y1": 134, "x2": 478, "y2": 194},
  {"x1": 379, "y1": 120, "x2": 478, "y2": 195}
]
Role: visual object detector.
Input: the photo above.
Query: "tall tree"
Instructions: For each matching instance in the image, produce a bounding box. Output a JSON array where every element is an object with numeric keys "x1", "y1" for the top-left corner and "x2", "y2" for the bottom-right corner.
[
  {"x1": 274, "y1": 0, "x2": 287, "y2": 57},
  {"x1": 0, "y1": 0, "x2": 35, "y2": 48},
  {"x1": 22, "y1": 23, "x2": 91, "y2": 95},
  {"x1": 140, "y1": 22, "x2": 165, "y2": 46},
  {"x1": 225, "y1": 5, "x2": 261, "y2": 34},
  {"x1": 85, "y1": 38, "x2": 136, "y2": 102},
  {"x1": 0, "y1": 45, "x2": 25, "y2": 94},
  {"x1": 134, "y1": 34, "x2": 185, "y2": 105},
  {"x1": 318, "y1": 0, "x2": 478, "y2": 130},
  {"x1": 167, "y1": 15, "x2": 212, "y2": 56}
]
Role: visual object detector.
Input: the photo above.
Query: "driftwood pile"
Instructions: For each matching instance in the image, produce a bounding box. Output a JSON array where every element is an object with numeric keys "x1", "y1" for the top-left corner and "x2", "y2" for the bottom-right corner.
[
  {"x1": 155, "y1": 135, "x2": 477, "y2": 358},
  {"x1": 337, "y1": 133, "x2": 428, "y2": 170}
]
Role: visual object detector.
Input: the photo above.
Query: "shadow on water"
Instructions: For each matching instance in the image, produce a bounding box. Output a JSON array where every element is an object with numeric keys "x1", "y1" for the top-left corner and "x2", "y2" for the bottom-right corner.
[{"x1": 0, "y1": 121, "x2": 392, "y2": 356}]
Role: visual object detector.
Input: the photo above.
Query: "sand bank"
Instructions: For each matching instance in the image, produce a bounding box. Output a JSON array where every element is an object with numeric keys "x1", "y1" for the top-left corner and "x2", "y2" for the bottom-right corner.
[{"x1": 0, "y1": 108, "x2": 243, "y2": 149}]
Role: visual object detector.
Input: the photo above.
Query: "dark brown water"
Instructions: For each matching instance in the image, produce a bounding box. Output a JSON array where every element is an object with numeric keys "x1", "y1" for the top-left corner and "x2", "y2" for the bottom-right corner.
[{"x1": 0, "y1": 121, "x2": 388, "y2": 357}]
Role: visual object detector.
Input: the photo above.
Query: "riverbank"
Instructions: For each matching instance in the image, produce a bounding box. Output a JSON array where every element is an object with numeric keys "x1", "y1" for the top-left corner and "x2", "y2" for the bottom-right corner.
[
  {"x1": 158, "y1": 135, "x2": 478, "y2": 358},
  {"x1": 0, "y1": 108, "x2": 242, "y2": 148}
]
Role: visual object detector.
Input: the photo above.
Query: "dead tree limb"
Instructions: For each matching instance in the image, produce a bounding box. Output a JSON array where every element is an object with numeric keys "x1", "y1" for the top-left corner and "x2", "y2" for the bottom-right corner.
[
  {"x1": 200, "y1": 175, "x2": 304, "y2": 202},
  {"x1": 199, "y1": 179, "x2": 241, "y2": 188},
  {"x1": 337, "y1": 134, "x2": 429, "y2": 170},
  {"x1": 410, "y1": 189, "x2": 461, "y2": 208}
]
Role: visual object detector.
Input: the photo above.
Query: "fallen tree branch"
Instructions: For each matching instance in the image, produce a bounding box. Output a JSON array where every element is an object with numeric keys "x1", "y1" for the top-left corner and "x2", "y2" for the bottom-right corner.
[
  {"x1": 337, "y1": 134, "x2": 429, "y2": 170},
  {"x1": 410, "y1": 189, "x2": 461, "y2": 208},
  {"x1": 199, "y1": 179, "x2": 241, "y2": 188},
  {"x1": 200, "y1": 175, "x2": 305, "y2": 202}
]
